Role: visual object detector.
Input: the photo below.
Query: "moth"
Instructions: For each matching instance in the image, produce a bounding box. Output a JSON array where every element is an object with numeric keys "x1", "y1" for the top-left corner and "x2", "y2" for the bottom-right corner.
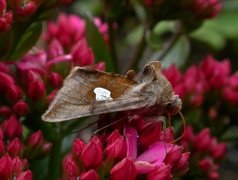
[{"x1": 42, "y1": 61, "x2": 182, "y2": 122}]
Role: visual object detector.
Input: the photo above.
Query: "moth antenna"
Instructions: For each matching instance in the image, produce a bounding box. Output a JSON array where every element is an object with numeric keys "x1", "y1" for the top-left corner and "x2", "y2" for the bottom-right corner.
[
  {"x1": 72, "y1": 119, "x2": 99, "y2": 134},
  {"x1": 171, "y1": 111, "x2": 186, "y2": 143},
  {"x1": 161, "y1": 118, "x2": 168, "y2": 154},
  {"x1": 93, "y1": 116, "x2": 128, "y2": 135}
]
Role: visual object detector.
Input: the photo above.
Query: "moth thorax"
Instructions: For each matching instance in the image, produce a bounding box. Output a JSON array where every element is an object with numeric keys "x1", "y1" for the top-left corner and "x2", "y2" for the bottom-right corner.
[{"x1": 94, "y1": 87, "x2": 113, "y2": 101}]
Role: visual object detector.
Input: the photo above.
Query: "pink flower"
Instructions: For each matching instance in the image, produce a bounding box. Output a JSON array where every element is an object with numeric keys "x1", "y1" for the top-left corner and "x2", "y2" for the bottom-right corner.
[
  {"x1": 164, "y1": 145, "x2": 183, "y2": 166},
  {"x1": 192, "y1": 0, "x2": 222, "y2": 18},
  {"x1": 12, "y1": 100, "x2": 29, "y2": 116},
  {"x1": 200, "y1": 55, "x2": 231, "y2": 90},
  {"x1": 12, "y1": 157, "x2": 28, "y2": 175},
  {"x1": 81, "y1": 136, "x2": 103, "y2": 169},
  {"x1": 27, "y1": 79, "x2": 46, "y2": 101},
  {"x1": 72, "y1": 138, "x2": 85, "y2": 161},
  {"x1": 0, "y1": 139, "x2": 4, "y2": 154},
  {"x1": 223, "y1": 72, "x2": 238, "y2": 104},
  {"x1": 6, "y1": 138, "x2": 22, "y2": 157},
  {"x1": 0, "y1": 154, "x2": 13, "y2": 179},
  {"x1": 16, "y1": 1, "x2": 37, "y2": 17},
  {"x1": 0, "y1": 7, "x2": 13, "y2": 32},
  {"x1": 147, "y1": 164, "x2": 171, "y2": 180},
  {"x1": 80, "y1": 169, "x2": 99, "y2": 180},
  {"x1": 110, "y1": 158, "x2": 136, "y2": 180},
  {"x1": 0, "y1": 106, "x2": 12, "y2": 117},
  {"x1": 71, "y1": 39, "x2": 95, "y2": 66},
  {"x1": 139, "y1": 121, "x2": 162, "y2": 148},
  {"x1": 105, "y1": 130, "x2": 127, "y2": 160},
  {"x1": 48, "y1": 72, "x2": 63, "y2": 88},
  {"x1": 175, "y1": 152, "x2": 190, "y2": 175},
  {"x1": 2, "y1": 115, "x2": 22, "y2": 139},
  {"x1": 28, "y1": 130, "x2": 43, "y2": 148},
  {"x1": 210, "y1": 138, "x2": 227, "y2": 160},
  {"x1": 63, "y1": 155, "x2": 80, "y2": 178},
  {"x1": 16, "y1": 170, "x2": 33, "y2": 180},
  {"x1": 194, "y1": 128, "x2": 212, "y2": 152},
  {"x1": 44, "y1": 13, "x2": 86, "y2": 50}
]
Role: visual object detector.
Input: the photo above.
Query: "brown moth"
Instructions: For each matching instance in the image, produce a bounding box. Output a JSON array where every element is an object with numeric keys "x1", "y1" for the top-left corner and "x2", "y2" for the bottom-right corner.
[{"x1": 42, "y1": 61, "x2": 182, "y2": 122}]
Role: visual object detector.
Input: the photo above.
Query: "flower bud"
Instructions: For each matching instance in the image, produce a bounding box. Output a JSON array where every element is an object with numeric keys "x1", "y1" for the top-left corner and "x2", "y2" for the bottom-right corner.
[
  {"x1": 194, "y1": 128, "x2": 211, "y2": 152},
  {"x1": 28, "y1": 130, "x2": 43, "y2": 148},
  {"x1": 63, "y1": 155, "x2": 80, "y2": 178},
  {"x1": 208, "y1": 171, "x2": 219, "y2": 180},
  {"x1": 71, "y1": 39, "x2": 94, "y2": 66},
  {"x1": 46, "y1": 90, "x2": 57, "y2": 104},
  {"x1": 16, "y1": 170, "x2": 33, "y2": 180},
  {"x1": 0, "y1": 106, "x2": 12, "y2": 117},
  {"x1": 174, "y1": 152, "x2": 190, "y2": 176},
  {"x1": 139, "y1": 121, "x2": 162, "y2": 148},
  {"x1": 210, "y1": 138, "x2": 227, "y2": 160},
  {"x1": 147, "y1": 164, "x2": 171, "y2": 180},
  {"x1": 40, "y1": 142, "x2": 52, "y2": 156},
  {"x1": 105, "y1": 133, "x2": 126, "y2": 160},
  {"x1": 81, "y1": 137, "x2": 102, "y2": 169},
  {"x1": 0, "y1": 11, "x2": 13, "y2": 32},
  {"x1": 160, "y1": 127, "x2": 174, "y2": 143},
  {"x1": 110, "y1": 158, "x2": 136, "y2": 180},
  {"x1": 47, "y1": 39, "x2": 64, "y2": 59},
  {"x1": 81, "y1": 169, "x2": 99, "y2": 180},
  {"x1": 13, "y1": 100, "x2": 29, "y2": 116},
  {"x1": 106, "y1": 130, "x2": 121, "y2": 144},
  {"x1": 0, "y1": 154, "x2": 13, "y2": 179},
  {"x1": 4, "y1": 84, "x2": 22, "y2": 102},
  {"x1": 164, "y1": 145, "x2": 183, "y2": 166},
  {"x1": 94, "y1": 62, "x2": 105, "y2": 71},
  {"x1": 48, "y1": 72, "x2": 63, "y2": 88},
  {"x1": 0, "y1": 72, "x2": 15, "y2": 88},
  {"x1": 0, "y1": 62, "x2": 9, "y2": 73},
  {"x1": 17, "y1": 1, "x2": 37, "y2": 17},
  {"x1": 3, "y1": 115, "x2": 22, "y2": 139},
  {"x1": 0, "y1": 139, "x2": 4, "y2": 154},
  {"x1": 12, "y1": 157, "x2": 25, "y2": 175},
  {"x1": 72, "y1": 138, "x2": 85, "y2": 161},
  {"x1": 0, "y1": 0, "x2": 6, "y2": 13},
  {"x1": 198, "y1": 158, "x2": 213, "y2": 171},
  {"x1": 28, "y1": 80, "x2": 46, "y2": 101},
  {"x1": 0, "y1": 128, "x2": 3, "y2": 140},
  {"x1": 7, "y1": 138, "x2": 22, "y2": 157}
]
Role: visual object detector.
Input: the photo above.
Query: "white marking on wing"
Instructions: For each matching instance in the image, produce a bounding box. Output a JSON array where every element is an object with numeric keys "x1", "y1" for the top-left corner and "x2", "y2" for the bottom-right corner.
[{"x1": 94, "y1": 87, "x2": 113, "y2": 101}]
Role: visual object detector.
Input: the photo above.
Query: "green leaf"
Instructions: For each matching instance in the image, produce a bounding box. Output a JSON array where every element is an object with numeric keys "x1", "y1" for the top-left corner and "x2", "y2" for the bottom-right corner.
[
  {"x1": 126, "y1": 25, "x2": 143, "y2": 46},
  {"x1": 153, "y1": 21, "x2": 175, "y2": 35},
  {"x1": 10, "y1": 22, "x2": 43, "y2": 60},
  {"x1": 146, "y1": 30, "x2": 162, "y2": 50},
  {"x1": 85, "y1": 16, "x2": 115, "y2": 71},
  {"x1": 190, "y1": 11, "x2": 238, "y2": 50},
  {"x1": 151, "y1": 35, "x2": 190, "y2": 68},
  {"x1": 190, "y1": 24, "x2": 225, "y2": 50}
]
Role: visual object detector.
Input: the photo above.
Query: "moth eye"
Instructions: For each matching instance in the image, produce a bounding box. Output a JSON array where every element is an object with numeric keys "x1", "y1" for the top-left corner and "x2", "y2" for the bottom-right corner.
[{"x1": 94, "y1": 87, "x2": 113, "y2": 101}]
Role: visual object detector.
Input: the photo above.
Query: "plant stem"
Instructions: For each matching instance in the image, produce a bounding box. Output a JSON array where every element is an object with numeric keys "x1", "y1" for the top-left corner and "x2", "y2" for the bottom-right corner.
[
  {"x1": 157, "y1": 32, "x2": 181, "y2": 61},
  {"x1": 158, "y1": 21, "x2": 183, "y2": 61},
  {"x1": 47, "y1": 133, "x2": 63, "y2": 180},
  {"x1": 108, "y1": 20, "x2": 118, "y2": 72},
  {"x1": 129, "y1": 28, "x2": 147, "y2": 70}
]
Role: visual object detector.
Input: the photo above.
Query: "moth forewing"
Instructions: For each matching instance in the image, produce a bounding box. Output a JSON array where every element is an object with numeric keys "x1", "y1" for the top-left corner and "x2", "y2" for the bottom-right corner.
[{"x1": 41, "y1": 61, "x2": 182, "y2": 122}]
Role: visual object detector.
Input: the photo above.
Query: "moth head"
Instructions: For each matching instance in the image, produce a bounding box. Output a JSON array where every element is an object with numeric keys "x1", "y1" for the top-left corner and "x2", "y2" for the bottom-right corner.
[{"x1": 164, "y1": 95, "x2": 182, "y2": 115}]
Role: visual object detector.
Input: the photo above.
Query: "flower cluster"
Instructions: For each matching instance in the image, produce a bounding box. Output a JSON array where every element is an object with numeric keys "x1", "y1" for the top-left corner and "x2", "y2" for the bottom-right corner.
[
  {"x1": 61, "y1": 115, "x2": 190, "y2": 179},
  {"x1": 180, "y1": 126, "x2": 227, "y2": 180},
  {"x1": 163, "y1": 55, "x2": 236, "y2": 108},
  {"x1": 0, "y1": 12, "x2": 109, "y2": 179},
  {"x1": 0, "y1": 117, "x2": 51, "y2": 179},
  {"x1": 0, "y1": 0, "x2": 72, "y2": 32}
]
